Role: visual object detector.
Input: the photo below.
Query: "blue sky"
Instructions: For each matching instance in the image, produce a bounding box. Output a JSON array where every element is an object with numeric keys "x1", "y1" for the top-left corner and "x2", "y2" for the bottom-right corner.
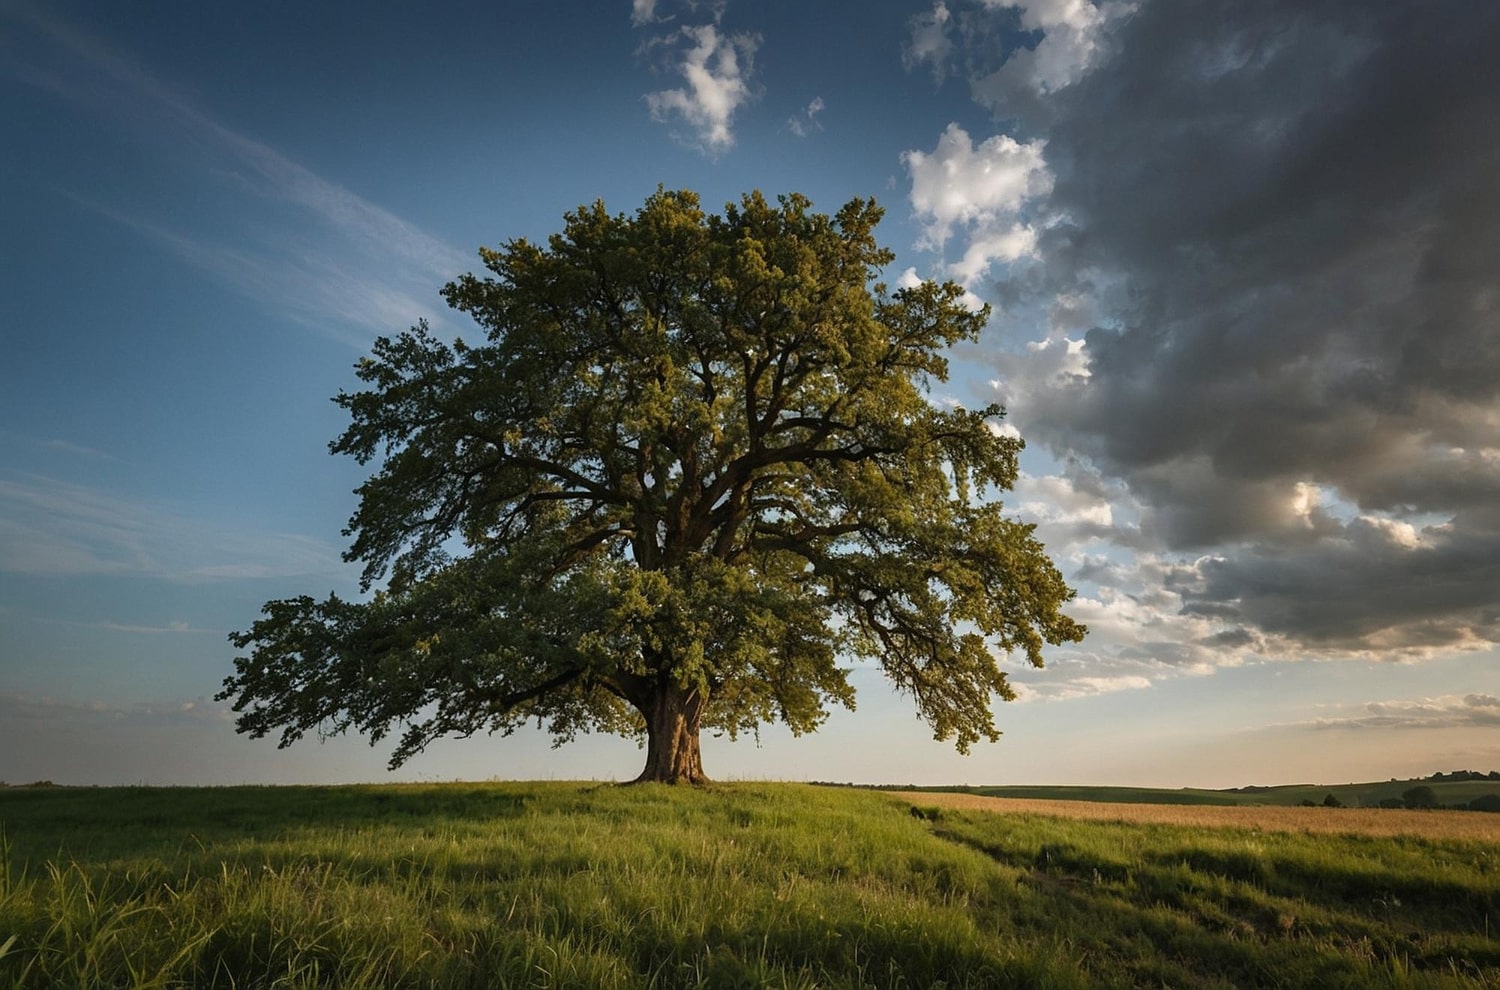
[{"x1": 2, "y1": 0, "x2": 1496, "y2": 787}]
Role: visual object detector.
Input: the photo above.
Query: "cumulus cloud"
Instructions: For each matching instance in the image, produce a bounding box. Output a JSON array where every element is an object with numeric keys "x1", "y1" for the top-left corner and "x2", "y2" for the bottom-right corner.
[
  {"x1": 902, "y1": 124, "x2": 1051, "y2": 247},
  {"x1": 901, "y1": 122, "x2": 1051, "y2": 281},
  {"x1": 944, "y1": 0, "x2": 1500, "y2": 659},
  {"x1": 644, "y1": 21, "x2": 760, "y2": 153}
]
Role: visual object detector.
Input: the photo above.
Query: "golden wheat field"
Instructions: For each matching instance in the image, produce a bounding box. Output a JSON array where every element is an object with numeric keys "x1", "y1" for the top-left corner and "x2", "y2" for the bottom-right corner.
[{"x1": 890, "y1": 791, "x2": 1500, "y2": 841}]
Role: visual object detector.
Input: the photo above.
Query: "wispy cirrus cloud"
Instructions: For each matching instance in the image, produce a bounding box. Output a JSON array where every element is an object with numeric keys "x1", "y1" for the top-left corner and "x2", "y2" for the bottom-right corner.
[
  {"x1": 0, "y1": 430, "x2": 119, "y2": 464},
  {"x1": 0, "y1": 690, "x2": 232, "y2": 726},
  {"x1": 61, "y1": 195, "x2": 448, "y2": 350},
  {"x1": 1284, "y1": 694, "x2": 1500, "y2": 732},
  {"x1": 786, "y1": 96, "x2": 824, "y2": 138},
  {"x1": 1012, "y1": 670, "x2": 1153, "y2": 702},
  {"x1": 0, "y1": 474, "x2": 345, "y2": 581},
  {"x1": 2, "y1": 2, "x2": 470, "y2": 344},
  {"x1": 30, "y1": 616, "x2": 218, "y2": 636}
]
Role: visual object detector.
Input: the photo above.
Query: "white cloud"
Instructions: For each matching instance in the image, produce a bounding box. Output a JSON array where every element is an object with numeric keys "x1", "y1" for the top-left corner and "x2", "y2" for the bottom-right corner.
[
  {"x1": 895, "y1": 265, "x2": 985, "y2": 310},
  {"x1": 972, "y1": 0, "x2": 1123, "y2": 103},
  {"x1": 989, "y1": 335, "x2": 1090, "y2": 418},
  {"x1": 958, "y1": 287, "x2": 988, "y2": 312},
  {"x1": 631, "y1": 0, "x2": 658, "y2": 26},
  {"x1": 948, "y1": 222, "x2": 1039, "y2": 282},
  {"x1": 1015, "y1": 470, "x2": 1114, "y2": 532},
  {"x1": 903, "y1": 124, "x2": 1052, "y2": 247},
  {"x1": 1357, "y1": 513, "x2": 1425, "y2": 550},
  {"x1": 33, "y1": 617, "x2": 213, "y2": 635},
  {"x1": 901, "y1": 123, "x2": 1052, "y2": 283},
  {"x1": 998, "y1": 539, "x2": 1267, "y2": 703},
  {"x1": 1012, "y1": 0, "x2": 1109, "y2": 92},
  {"x1": 786, "y1": 96, "x2": 824, "y2": 137},
  {"x1": 902, "y1": 1, "x2": 955, "y2": 82},
  {"x1": 1008, "y1": 657, "x2": 1158, "y2": 705},
  {"x1": 645, "y1": 23, "x2": 759, "y2": 153},
  {"x1": 1064, "y1": 674, "x2": 1153, "y2": 696}
]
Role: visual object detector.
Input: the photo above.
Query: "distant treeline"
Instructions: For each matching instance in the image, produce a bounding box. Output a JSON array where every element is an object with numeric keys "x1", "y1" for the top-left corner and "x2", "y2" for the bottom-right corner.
[
  {"x1": 1303, "y1": 787, "x2": 1500, "y2": 813},
  {"x1": 1224, "y1": 770, "x2": 1500, "y2": 793}
]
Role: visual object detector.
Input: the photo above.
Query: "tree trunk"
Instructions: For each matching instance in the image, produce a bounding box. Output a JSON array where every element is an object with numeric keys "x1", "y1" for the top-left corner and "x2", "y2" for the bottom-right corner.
[{"x1": 632, "y1": 683, "x2": 710, "y2": 784}]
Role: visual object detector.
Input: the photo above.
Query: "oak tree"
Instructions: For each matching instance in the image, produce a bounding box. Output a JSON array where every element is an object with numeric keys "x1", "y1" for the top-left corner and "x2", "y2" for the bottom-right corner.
[{"x1": 218, "y1": 189, "x2": 1084, "y2": 783}]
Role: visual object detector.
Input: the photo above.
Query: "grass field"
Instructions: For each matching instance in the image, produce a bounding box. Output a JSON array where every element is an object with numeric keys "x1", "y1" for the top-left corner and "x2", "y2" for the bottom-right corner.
[{"x1": 1, "y1": 782, "x2": 1497, "y2": 988}]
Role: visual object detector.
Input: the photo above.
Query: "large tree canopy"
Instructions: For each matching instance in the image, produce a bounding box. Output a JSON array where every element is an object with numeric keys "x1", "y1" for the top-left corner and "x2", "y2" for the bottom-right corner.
[{"x1": 219, "y1": 189, "x2": 1084, "y2": 783}]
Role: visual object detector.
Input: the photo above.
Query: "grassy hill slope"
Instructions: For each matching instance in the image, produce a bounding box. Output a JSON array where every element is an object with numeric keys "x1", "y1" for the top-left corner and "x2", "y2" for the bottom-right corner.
[{"x1": 2, "y1": 782, "x2": 1497, "y2": 988}]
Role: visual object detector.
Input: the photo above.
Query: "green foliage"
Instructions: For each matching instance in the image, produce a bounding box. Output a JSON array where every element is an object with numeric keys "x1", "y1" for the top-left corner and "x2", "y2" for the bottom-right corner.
[
  {"x1": 1405, "y1": 786, "x2": 1441, "y2": 810},
  {"x1": 2, "y1": 784, "x2": 1497, "y2": 988},
  {"x1": 219, "y1": 189, "x2": 1083, "y2": 778}
]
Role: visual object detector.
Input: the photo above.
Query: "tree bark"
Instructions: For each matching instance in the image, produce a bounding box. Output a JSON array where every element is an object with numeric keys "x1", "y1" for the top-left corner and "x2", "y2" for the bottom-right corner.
[{"x1": 632, "y1": 683, "x2": 710, "y2": 784}]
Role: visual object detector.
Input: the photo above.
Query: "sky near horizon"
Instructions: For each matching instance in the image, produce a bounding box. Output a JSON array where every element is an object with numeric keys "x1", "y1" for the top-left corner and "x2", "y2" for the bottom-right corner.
[{"x1": 1, "y1": 0, "x2": 1496, "y2": 788}]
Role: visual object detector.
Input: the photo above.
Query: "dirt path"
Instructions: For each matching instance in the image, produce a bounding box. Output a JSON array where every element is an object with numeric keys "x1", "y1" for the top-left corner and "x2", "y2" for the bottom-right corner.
[{"x1": 889, "y1": 791, "x2": 1500, "y2": 842}]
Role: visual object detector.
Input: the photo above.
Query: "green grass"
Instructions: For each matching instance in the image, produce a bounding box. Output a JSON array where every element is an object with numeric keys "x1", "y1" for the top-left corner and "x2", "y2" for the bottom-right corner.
[{"x1": 1, "y1": 782, "x2": 1497, "y2": 988}]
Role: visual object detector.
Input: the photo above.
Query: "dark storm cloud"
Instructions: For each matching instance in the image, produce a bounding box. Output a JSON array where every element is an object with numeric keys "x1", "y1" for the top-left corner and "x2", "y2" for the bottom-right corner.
[
  {"x1": 979, "y1": 0, "x2": 1500, "y2": 654},
  {"x1": 1182, "y1": 519, "x2": 1500, "y2": 654}
]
